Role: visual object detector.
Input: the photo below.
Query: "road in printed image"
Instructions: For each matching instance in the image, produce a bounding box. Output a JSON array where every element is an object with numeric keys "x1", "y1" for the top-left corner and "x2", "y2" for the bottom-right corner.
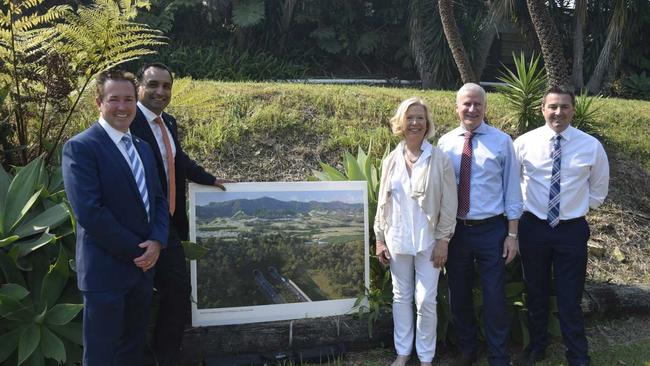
[{"x1": 194, "y1": 190, "x2": 366, "y2": 309}]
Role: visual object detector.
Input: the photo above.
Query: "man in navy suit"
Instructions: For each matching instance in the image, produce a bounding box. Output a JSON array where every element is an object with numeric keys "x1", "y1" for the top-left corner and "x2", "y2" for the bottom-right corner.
[
  {"x1": 130, "y1": 62, "x2": 228, "y2": 366},
  {"x1": 62, "y1": 69, "x2": 169, "y2": 365}
]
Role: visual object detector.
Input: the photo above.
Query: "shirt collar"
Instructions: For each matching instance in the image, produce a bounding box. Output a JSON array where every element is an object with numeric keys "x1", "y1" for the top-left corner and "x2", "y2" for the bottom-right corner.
[
  {"x1": 398, "y1": 140, "x2": 433, "y2": 165},
  {"x1": 98, "y1": 118, "x2": 131, "y2": 145},
  {"x1": 456, "y1": 121, "x2": 487, "y2": 135},
  {"x1": 541, "y1": 123, "x2": 574, "y2": 142},
  {"x1": 137, "y1": 102, "x2": 163, "y2": 124}
]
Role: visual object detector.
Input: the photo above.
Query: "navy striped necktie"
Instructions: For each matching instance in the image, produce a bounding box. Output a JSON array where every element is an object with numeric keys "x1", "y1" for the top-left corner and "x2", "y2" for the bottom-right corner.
[
  {"x1": 121, "y1": 135, "x2": 150, "y2": 219},
  {"x1": 547, "y1": 134, "x2": 562, "y2": 227}
]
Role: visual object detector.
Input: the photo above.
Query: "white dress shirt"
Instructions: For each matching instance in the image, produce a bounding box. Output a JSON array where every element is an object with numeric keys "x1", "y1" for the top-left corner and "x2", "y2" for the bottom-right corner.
[
  {"x1": 514, "y1": 124, "x2": 609, "y2": 220},
  {"x1": 137, "y1": 102, "x2": 176, "y2": 179},
  {"x1": 386, "y1": 141, "x2": 436, "y2": 255},
  {"x1": 98, "y1": 118, "x2": 145, "y2": 173}
]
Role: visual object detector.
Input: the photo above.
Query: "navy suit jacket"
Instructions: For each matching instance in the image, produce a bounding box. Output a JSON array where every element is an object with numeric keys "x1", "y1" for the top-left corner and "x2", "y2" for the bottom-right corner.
[
  {"x1": 130, "y1": 107, "x2": 215, "y2": 241},
  {"x1": 62, "y1": 122, "x2": 169, "y2": 291}
]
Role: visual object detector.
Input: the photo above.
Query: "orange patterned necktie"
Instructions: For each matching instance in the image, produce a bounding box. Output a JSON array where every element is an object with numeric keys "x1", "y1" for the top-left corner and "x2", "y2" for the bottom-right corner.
[{"x1": 154, "y1": 116, "x2": 176, "y2": 215}]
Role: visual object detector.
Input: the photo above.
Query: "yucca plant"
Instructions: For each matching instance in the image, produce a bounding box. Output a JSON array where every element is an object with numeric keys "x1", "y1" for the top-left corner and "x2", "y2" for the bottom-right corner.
[
  {"x1": 0, "y1": 157, "x2": 81, "y2": 365},
  {"x1": 497, "y1": 52, "x2": 548, "y2": 135},
  {"x1": 572, "y1": 90, "x2": 602, "y2": 133}
]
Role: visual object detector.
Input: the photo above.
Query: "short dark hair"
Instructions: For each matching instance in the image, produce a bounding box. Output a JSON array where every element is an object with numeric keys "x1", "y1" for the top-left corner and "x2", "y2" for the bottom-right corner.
[
  {"x1": 95, "y1": 69, "x2": 137, "y2": 101},
  {"x1": 136, "y1": 62, "x2": 174, "y2": 85},
  {"x1": 542, "y1": 85, "x2": 575, "y2": 107}
]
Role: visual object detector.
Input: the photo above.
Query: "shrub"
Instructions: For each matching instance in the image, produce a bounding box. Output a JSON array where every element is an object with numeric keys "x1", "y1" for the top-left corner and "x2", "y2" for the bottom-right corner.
[{"x1": 497, "y1": 52, "x2": 547, "y2": 135}]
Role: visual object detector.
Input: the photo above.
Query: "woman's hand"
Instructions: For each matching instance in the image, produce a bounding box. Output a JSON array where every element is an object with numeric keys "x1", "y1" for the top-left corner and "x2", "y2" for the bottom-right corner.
[
  {"x1": 431, "y1": 239, "x2": 449, "y2": 268},
  {"x1": 375, "y1": 240, "x2": 391, "y2": 265}
]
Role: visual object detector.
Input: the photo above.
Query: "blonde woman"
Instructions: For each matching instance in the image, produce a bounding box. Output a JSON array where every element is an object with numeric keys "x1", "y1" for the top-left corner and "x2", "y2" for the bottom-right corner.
[{"x1": 374, "y1": 97, "x2": 457, "y2": 366}]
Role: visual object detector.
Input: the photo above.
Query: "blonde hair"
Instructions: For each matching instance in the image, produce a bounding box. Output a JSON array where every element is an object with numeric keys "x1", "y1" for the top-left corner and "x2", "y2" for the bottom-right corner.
[{"x1": 389, "y1": 97, "x2": 435, "y2": 139}]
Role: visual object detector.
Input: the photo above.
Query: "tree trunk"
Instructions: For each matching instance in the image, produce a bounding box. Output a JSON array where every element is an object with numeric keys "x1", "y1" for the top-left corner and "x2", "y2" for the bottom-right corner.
[
  {"x1": 438, "y1": 0, "x2": 477, "y2": 83},
  {"x1": 526, "y1": 0, "x2": 570, "y2": 88},
  {"x1": 586, "y1": 0, "x2": 627, "y2": 94},
  {"x1": 408, "y1": 0, "x2": 438, "y2": 89},
  {"x1": 571, "y1": 0, "x2": 587, "y2": 89},
  {"x1": 278, "y1": 0, "x2": 298, "y2": 51}
]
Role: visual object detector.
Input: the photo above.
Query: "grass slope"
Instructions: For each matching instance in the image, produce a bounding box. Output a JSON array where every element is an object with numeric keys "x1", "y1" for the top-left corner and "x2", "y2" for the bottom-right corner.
[{"x1": 72, "y1": 80, "x2": 649, "y2": 283}]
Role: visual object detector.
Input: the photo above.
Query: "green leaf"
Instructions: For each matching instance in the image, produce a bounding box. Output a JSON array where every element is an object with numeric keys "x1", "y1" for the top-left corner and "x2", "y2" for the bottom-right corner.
[
  {"x1": 0, "y1": 283, "x2": 29, "y2": 301},
  {"x1": 25, "y1": 344, "x2": 44, "y2": 366},
  {"x1": 0, "y1": 234, "x2": 19, "y2": 248},
  {"x1": 18, "y1": 324, "x2": 40, "y2": 365},
  {"x1": 310, "y1": 170, "x2": 329, "y2": 182},
  {"x1": 45, "y1": 304, "x2": 83, "y2": 326},
  {"x1": 8, "y1": 189, "x2": 43, "y2": 234},
  {"x1": 0, "y1": 293, "x2": 24, "y2": 318},
  {"x1": 0, "y1": 328, "x2": 21, "y2": 363},
  {"x1": 0, "y1": 251, "x2": 26, "y2": 287},
  {"x1": 4, "y1": 158, "x2": 43, "y2": 234},
  {"x1": 49, "y1": 322, "x2": 82, "y2": 345},
  {"x1": 318, "y1": 163, "x2": 346, "y2": 181},
  {"x1": 47, "y1": 168, "x2": 64, "y2": 194},
  {"x1": 232, "y1": 0, "x2": 265, "y2": 27},
  {"x1": 181, "y1": 241, "x2": 209, "y2": 260},
  {"x1": 40, "y1": 327, "x2": 65, "y2": 363},
  {"x1": 344, "y1": 152, "x2": 365, "y2": 180},
  {"x1": 41, "y1": 246, "x2": 69, "y2": 309},
  {"x1": 14, "y1": 203, "x2": 70, "y2": 238},
  {"x1": 0, "y1": 164, "x2": 12, "y2": 232},
  {"x1": 13, "y1": 232, "x2": 56, "y2": 258}
]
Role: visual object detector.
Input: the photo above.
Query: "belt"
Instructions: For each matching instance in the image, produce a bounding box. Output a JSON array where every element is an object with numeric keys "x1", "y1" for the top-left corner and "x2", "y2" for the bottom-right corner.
[
  {"x1": 456, "y1": 215, "x2": 504, "y2": 227},
  {"x1": 522, "y1": 211, "x2": 585, "y2": 225}
]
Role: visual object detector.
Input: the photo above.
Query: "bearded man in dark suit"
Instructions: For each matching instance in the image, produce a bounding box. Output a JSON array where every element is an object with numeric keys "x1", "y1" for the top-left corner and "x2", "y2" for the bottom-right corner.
[{"x1": 130, "y1": 62, "x2": 229, "y2": 366}]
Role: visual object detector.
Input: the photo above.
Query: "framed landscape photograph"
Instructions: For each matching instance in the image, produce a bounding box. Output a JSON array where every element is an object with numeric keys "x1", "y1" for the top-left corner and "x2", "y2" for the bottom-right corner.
[{"x1": 189, "y1": 181, "x2": 370, "y2": 326}]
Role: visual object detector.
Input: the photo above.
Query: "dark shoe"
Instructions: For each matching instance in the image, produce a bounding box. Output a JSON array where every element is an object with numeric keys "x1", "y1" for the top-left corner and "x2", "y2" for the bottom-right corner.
[
  {"x1": 517, "y1": 347, "x2": 546, "y2": 366},
  {"x1": 452, "y1": 354, "x2": 477, "y2": 366}
]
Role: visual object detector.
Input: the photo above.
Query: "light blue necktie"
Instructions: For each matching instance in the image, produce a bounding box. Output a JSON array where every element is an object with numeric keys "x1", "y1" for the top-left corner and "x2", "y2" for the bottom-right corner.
[
  {"x1": 547, "y1": 134, "x2": 562, "y2": 227},
  {"x1": 121, "y1": 135, "x2": 150, "y2": 218}
]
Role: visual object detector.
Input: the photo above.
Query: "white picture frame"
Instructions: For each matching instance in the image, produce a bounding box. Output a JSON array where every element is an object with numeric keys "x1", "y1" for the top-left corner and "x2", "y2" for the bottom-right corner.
[{"x1": 189, "y1": 181, "x2": 370, "y2": 326}]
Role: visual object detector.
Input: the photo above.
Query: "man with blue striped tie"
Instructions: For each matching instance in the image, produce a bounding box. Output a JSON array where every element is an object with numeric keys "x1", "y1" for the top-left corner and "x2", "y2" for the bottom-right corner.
[
  {"x1": 62, "y1": 69, "x2": 169, "y2": 365},
  {"x1": 513, "y1": 86, "x2": 609, "y2": 366}
]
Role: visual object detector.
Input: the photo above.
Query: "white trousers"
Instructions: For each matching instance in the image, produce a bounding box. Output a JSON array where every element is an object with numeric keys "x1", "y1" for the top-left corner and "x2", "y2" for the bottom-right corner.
[{"x1": 389, "y1": 246, "x2": 440, "y2": 362}]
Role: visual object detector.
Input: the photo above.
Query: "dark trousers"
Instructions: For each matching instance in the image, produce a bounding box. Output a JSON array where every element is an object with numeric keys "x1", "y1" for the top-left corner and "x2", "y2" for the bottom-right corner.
[
  {"x1": 82, "y1": 279, "x2": 153, "y2": 366},
  {"x1": 447, "y1": 217, "x2": 510, "y2": 366},
  {"x1": 519, "y1": 212, "x2": 590, "y2": 366},
  {"x1": 152, "y1": 225, "x2": 191, "y2": 366}
]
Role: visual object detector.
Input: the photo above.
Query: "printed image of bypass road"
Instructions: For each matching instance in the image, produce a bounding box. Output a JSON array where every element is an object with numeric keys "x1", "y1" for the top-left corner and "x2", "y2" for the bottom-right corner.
[{"x1": 252, "y1": 267, "x2": 312, "y2": 304}]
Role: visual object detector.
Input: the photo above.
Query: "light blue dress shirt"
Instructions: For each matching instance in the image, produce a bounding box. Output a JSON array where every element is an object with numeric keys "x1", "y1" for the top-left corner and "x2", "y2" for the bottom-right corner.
[{"x1": 437, "y1": 121, "x2": 523, "y2": 220}]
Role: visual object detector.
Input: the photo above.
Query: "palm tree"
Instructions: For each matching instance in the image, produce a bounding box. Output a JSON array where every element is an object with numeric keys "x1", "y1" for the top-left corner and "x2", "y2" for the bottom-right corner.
[
  {"x1": 526, "y1": 0, "x2": 570, "y2": 87},
  {"x1": 438, "y1": 0, "x2": 477, "y2": 83},
  {"x1": 586, "y1": 0, "x2": 627, "y2": 94},
  {"x1": 571, "y1": 0, "x2": 587, "y2": 89}
]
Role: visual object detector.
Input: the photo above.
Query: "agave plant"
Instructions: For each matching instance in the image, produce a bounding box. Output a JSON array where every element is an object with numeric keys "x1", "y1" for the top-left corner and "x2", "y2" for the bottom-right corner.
[
  {"x1": 497, "y1": 52, "x2": 548, "y2": 135},
  {"x1": 0, "y1": 157, "x2": 82, "y2": 365}
]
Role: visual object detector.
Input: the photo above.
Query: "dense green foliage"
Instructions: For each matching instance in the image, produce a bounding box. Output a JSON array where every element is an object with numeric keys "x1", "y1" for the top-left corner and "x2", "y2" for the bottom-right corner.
[
  {"x1": 0, "y1": 157, "x2": 81, "y2": 365},
  {"x1": 0, "y1": 0, "x2": 165, "y2": 166}
]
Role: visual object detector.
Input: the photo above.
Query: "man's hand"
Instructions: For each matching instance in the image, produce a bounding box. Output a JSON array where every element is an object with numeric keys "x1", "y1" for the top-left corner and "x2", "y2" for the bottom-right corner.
[
  {"x1": 502, "y1": 236, "x2": 518, "y2": 265},
  {"x1": 431, "y1": 239, "x2": 449, "y2": 268},
  {"x1": 134, "y1": 240, "x2": 162, "y2": 272},
  {"x1": 213, "y1": 178, "x2": 235, "y2": 191},
  {"x1": 375, "y1": 240, "x2": 391, "y2": 266}
]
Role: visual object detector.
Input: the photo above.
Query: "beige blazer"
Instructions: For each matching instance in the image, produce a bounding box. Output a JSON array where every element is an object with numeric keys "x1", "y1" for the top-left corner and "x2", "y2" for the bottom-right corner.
[{"x1": 374, "y1": 141, "x2": 457, "y2": 244}]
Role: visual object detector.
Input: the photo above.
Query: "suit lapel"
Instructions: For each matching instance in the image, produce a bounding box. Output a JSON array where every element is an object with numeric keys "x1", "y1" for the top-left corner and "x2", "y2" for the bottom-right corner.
[
  {"x1": 94, "y1": 123, "x2": 148, "y2": 218},
  {"x1": 134, "y1": 108, "x2": 168, "y2": 193}
]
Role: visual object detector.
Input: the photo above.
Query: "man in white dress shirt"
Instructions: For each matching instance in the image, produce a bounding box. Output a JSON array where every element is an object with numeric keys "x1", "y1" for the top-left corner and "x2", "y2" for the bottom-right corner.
[{"x1": 513, "y1": 86, "x2": 609, "y2": 366}]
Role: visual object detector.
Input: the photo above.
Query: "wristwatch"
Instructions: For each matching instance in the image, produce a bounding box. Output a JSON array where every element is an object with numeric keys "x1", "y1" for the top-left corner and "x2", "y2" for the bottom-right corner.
[{"x1": 508, "y1": 232, "x2": 519, "y2": 240}]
